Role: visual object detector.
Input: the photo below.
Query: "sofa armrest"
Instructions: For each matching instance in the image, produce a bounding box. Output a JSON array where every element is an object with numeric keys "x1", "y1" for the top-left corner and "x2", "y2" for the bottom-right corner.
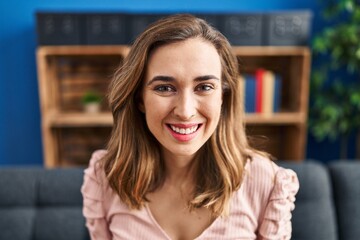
[{"x1": 329, "y1": 161, "x2": 360, "y2": 240}]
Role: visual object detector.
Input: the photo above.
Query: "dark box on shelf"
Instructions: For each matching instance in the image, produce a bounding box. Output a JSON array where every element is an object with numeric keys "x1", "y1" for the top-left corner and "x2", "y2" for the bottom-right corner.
[
  {"x1": 86, "y1": 13, "x2": 129, "y2": 45},
  {"x1": 219, "y1": 13, "x2": 264, "y2": 46},
  {"x1": 128, "y1": 14, "x2": 169, "y2": 44},
  {"x1": 263, "y1": 11, "x2": 312, "y2": 46},
  {"x1": 36, "y1": 12, "x2": 86, "y2": 45}
]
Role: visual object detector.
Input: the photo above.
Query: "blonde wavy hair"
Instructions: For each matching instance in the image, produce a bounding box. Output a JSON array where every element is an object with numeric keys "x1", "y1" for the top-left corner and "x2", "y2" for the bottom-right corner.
[{"x1": 103, "y1": 14, "x2": 253, "y2": 216}]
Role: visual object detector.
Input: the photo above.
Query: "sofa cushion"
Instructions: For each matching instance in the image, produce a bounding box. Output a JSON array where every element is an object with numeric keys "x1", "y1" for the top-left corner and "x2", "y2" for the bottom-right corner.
[
  {"x1": 278, "y1": 161, "x2": 338, "y2": 240},
  {"x1": 0, "y1": 208, "x2": 36, "y2": 240},
  {"x1": 0, "y1": 169, "x2": 40, "y2": 206},
  {"x1": 38, "y1": 168, "x2": 84, "y2": 206},
  {"x1": 34, "y1": 207, "x2": 88, "y2": 240},
  {"x1": 329, "y1": 161, "x2": 360, "y2": 240},
  {"x1": 0, "y1": 167, "x2": 89, "y2": 240}
]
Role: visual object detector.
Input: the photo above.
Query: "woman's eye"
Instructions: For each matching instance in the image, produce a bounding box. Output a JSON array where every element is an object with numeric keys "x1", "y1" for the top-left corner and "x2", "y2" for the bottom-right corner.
[
  {"x1": 196, "y1": 84, "x2": 214, "y2": 92},
  {"x1": 154, "y1": 85, "x2": 175, "y2": 92}
]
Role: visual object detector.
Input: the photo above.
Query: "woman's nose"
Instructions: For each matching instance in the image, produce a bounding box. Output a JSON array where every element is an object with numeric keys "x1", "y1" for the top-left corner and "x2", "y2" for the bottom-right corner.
[{"x1": 173, "y1": 92, "x2": 197, "y2": 120}]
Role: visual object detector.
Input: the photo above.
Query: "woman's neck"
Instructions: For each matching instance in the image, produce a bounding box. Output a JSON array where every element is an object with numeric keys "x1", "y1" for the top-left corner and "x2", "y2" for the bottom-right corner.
[{"x1": 161, "y1": 150, "x2": 198, "y2": 190}]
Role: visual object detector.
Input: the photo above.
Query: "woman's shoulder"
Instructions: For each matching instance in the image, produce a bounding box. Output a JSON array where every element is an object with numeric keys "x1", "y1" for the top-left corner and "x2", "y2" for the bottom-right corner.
[
  {"x1": 247, "y1": 155, "x2": 299, "y2": 239},
  {"x1": 237, "y1": 154, "x2": 299, "y2": 231},
  {"x1": 89, "y1": 149, "x2": 108, "y2": 167},
  {"x1": 82, "y1": 150, "x2": 109, "y2": 198},
  {"x1": 243, "y1": 154, "x2": 299, "y2": 198},
  {"x1": 244, "y1": 154, "x2": 277, "y2": 182}
]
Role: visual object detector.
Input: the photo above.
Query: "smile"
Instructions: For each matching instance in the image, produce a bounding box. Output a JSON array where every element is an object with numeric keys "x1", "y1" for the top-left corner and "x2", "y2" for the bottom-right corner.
[
  {"x1": 166, "y1": 124, "x2": 202, "y2": 142},
  {"x1": 169, "y1": 124, "x2": 199, "y2": 135}
]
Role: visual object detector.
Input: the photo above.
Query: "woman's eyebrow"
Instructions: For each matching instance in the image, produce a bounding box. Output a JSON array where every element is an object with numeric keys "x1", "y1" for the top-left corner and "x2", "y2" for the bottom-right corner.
[
  {"x1": 147, "y1": 74, "x2": 220, "y2": 86},
  {"x1": 194, "y1": 75, "x2": 220, "y2": 82},
  {"x1": 147, "y1": 76, "x2": 175, "y2": 86}
]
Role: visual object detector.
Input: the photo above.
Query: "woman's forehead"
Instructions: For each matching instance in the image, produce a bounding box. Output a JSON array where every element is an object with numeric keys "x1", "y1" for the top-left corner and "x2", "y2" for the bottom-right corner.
[{"x1": 144, "y1": 38, "x2": 221, "y2": 82}]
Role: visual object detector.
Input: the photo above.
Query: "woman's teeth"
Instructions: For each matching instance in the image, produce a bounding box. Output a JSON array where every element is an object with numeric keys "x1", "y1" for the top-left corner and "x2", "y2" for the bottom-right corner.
[{"x1": 170, "y1": 125, "x2": 198, "y2": 135}]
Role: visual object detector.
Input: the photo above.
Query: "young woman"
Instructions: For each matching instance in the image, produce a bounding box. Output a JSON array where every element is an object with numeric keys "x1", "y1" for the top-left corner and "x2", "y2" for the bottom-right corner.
[{"x1": 81, "y1": 14, "x2": 299, "y2": 240}]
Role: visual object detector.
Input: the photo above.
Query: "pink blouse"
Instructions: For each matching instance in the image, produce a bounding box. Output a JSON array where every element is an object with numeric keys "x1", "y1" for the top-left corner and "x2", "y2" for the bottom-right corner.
[{"x1": 81, "y1": 150, "x2": 299, "y2": 240}]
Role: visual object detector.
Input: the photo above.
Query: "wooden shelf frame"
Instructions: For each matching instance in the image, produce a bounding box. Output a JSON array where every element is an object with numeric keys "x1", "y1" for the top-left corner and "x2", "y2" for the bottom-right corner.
[
  {"x1": 37, "y1": 46, "x2": 129, "y2": 167},
  {"x1": 45, "y1": 111, "x2": 306, "y2": 128},
  {"x1": 37, "y1": 45, "x2": 311, "y2": 167}
]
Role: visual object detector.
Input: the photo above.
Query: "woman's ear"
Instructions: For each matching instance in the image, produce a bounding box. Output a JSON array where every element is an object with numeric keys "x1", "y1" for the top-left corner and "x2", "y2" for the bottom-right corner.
[
  {"x1": 138, "y1": 100, "x2": 145, "y2": 113},
  {"x1": 137, "y1": 93, "x2": 145, "y2": 113},
  {"x1": 136, "y1": 81, "x2": 146, "y2": 113}
]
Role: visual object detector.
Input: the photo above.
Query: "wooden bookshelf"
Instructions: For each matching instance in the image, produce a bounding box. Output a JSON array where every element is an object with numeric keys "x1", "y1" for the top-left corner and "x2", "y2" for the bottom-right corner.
[
  {"x1": 37, "y1": 46, "x2": 311, "y2": 167},
  {"x1": 235, "y1": 47, "x2": 311, "y2": 161}
]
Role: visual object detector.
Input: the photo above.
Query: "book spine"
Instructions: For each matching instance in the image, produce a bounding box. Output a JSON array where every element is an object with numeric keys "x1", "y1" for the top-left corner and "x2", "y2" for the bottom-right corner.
[
  {"x1": 238, "y1": 75, "x2": 245, "y2": 112},
  {"x1": 262, "y1": 70, "x2": 275, "y2": 115},
  {"x1": 255, "y1": 69, "x2": 264, "y2": 113},
  {"x1": 273, "y1": 74, "x2": 282, "y2": 112},
  {"x1": 244, "y1": 74, "x2": 256, "y2": 113}
]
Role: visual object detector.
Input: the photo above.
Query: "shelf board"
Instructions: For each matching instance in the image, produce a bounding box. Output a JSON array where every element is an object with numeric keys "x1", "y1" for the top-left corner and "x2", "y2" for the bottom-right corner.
[
  {"x1": 37, "y1": 45, "x2": 130, "y2": 56},
  {"x1": 232, "y1": 46, "x2": 310, "y2": 57},
  {"x1": 46, "y1": 112, "x2": 113, "y2": 127},
  {"x1": 45, "y1": 112, "x2": 304, "y2": 127},
  {"x1": 245, "y1": 112, "x2": 305, "y2": 125}
]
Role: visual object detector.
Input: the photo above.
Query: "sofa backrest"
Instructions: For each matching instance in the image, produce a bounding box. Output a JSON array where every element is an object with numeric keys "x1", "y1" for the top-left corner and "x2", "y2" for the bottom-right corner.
[
  {"x1": 0, "y1": 168, "x2": 89, "y2": 240},
  {"x1": 279, "y1": 161, "x2": 338, "y2": 240},
  {"x1": 329, "y1": 162, "x2": 360, "y2": 240},
  {"x1": 1, "y1": 161, "x2": 359, "y2": 240}
]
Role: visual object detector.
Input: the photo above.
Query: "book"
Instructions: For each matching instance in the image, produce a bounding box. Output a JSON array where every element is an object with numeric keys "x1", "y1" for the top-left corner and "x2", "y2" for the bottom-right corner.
[
  {"x1": 238, "y1": 75, "x2": 245, "y2": 111},
  {"x1": 262, "y1": 70, "x2": 275, "y2": 116},
  {"x1": 255, "y1": 69, "x2": 265, "y2": 113},
  {"x1": 243, "y1": 74, "x2": 256, "y2": 113},
  {"x1": 273, "y1": 74, "x2": 282, "y2": 112}
]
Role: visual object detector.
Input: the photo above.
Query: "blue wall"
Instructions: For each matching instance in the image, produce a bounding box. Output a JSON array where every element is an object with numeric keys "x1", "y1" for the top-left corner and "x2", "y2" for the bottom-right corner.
[{"x1": 1, "y1": 0, "x2": 348, "y2": 166}]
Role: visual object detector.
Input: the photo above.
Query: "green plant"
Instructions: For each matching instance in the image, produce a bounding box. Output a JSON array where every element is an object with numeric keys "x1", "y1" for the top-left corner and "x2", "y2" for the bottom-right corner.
[
  {"x1": 310, "y1": 0, "x2": 360, "y2": 158},
  {"x1": 81, "y1": 90, "x2": 102, "y2": 104}
]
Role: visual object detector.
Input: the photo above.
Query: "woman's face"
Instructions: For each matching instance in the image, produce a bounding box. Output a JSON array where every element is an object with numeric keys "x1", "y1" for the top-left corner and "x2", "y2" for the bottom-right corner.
[{"x1": 141, "y1": 37, "x2": 223, "y2": 160}]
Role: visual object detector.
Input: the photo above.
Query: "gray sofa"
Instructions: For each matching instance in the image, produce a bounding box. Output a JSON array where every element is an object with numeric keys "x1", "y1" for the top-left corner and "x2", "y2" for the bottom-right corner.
[{"x1": 0, "y1": 160, "x2": 359, "y2": 240}]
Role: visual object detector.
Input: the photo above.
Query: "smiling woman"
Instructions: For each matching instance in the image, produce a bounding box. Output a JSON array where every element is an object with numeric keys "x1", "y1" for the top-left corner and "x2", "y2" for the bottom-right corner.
[
  {"x1": 81, "y1": 14, "x2": 299, "y2": 240},
  {"x1": 141, "y1": 38, "x2": 223, "y2": 159}
]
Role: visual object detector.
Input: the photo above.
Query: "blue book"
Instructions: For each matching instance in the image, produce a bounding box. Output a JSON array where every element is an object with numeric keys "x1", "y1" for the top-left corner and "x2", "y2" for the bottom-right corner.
[
  {"x1": 244, "y1": 74, "x2": 256, "y2": 113},
  {"x1": 273, "y1": 75, "x2": 282, "y2": 112}
]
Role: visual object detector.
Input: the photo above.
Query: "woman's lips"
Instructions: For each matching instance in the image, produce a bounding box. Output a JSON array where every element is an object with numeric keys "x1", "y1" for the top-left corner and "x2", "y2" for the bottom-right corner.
[{"x1": 166, "y1": 124, "x2": 202, "y2": 142}]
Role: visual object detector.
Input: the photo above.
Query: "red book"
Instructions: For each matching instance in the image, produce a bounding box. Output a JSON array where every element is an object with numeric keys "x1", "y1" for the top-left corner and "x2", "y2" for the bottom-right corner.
[{"x1": 255, "y1": 69, "x2": 265, "y2": 113}]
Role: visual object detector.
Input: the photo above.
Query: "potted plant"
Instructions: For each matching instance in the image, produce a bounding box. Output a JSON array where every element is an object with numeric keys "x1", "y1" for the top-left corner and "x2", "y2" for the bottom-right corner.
[
  {"x1": 310, "y1": 0, "x2": 360, "y2": 158},
  {"x1": 81, "y1": 90, "x2": 102, "y2": 114}
]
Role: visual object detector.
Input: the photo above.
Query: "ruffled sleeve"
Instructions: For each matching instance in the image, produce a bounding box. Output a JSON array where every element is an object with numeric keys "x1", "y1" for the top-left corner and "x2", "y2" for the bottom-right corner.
[
  {"x1": 258, "y1": 167, "x2": 299, "y2": 240},
  {"x1": 81, "y1": 150, "x2": 112, "y2": 240}
]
